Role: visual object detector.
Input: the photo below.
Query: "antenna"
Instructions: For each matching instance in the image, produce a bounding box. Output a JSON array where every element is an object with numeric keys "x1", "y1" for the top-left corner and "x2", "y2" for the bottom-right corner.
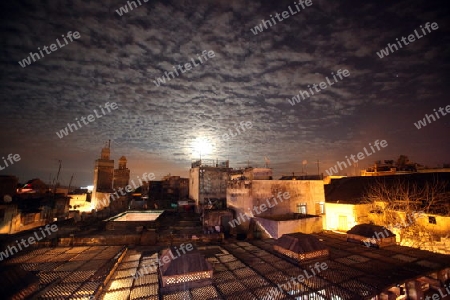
[
  {"x1": 68, "y1": 174, "x2": 74, "y2": 193},
  {"x1": 53, "y1": 160, "x2": 62, "y2": 194},
  {"x1": 315, "y1": 159, "x2": 320, "y2": 178},
  {"x1": 264, "y1": 156, "x2": 270, "y2": 168}
]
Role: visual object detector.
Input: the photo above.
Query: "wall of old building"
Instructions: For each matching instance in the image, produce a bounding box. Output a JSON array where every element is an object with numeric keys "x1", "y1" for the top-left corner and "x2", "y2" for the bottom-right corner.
[
  {"x1": 190, "y1": 166, "x2": 229, "y2": 210},
  {"x1": 189, "y1": 167, "x2": 200, "y2": 206},
  {"x1": 253, "y1": 215, "x2": 323, "y2": 239},
  {"x1": 325, "y1": 203, "x2": 372, "y2": 231},
  {"x1": 0, "y1": 204, "x2": 18, "y2": 234},
  {"x1": 69, "y1": 194, "x2": 92, "y2": 212},
  {"x1": 91, "y1": 191, "x2": 111, "y2": 210},
  {"x1": 227, "y1": 180, "x2": 325, "y2": 231}
]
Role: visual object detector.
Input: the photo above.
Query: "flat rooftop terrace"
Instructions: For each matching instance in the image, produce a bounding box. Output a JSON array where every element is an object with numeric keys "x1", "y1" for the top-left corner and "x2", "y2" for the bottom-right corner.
[
  {"x1": 105, "y1": 210, "x2": 164, "y2": 222},
  {"x1": 1, "y1": 232, "x2": 449, "y2": 299}
]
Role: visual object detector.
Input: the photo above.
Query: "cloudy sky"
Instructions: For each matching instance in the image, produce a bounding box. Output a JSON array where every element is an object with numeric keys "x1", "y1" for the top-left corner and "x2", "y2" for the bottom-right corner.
[{"x1": 0, "y1": 0, "x2": 449, "y2": 186}]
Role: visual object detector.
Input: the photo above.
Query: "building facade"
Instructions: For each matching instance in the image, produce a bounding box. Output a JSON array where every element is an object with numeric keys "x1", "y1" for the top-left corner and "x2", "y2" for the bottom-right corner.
[
  {"x1": 111, "y1": 156, "x2": 130, "y2": 212},
  {"x1": 189, "y1": 159, "x2": 231, "y2": 212},
  {"x1": 227, "y1": 176, "x2": 326, "y2": 233},
  {"x1": 92, "y1": 144, "x2": 114, "y2": 210}
]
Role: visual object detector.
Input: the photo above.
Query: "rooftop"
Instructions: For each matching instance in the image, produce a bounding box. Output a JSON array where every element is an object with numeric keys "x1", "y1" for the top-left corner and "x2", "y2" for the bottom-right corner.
[{"x1": 2, "y1": 232, "x2": 449, "y2": 299}]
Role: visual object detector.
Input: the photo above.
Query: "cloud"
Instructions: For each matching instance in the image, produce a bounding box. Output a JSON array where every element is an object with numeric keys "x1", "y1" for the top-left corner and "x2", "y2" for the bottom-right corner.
[{"x1": 0, "y1": 0, "x2": 448, "y2": 182}]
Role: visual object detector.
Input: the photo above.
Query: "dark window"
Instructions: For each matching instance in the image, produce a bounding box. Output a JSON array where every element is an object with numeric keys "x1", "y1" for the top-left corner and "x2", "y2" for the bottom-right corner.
[
  {"x1": 23, "y1": 214, "x2": 35, "y2": 225},
  {"x1": 428, "y1": 216, "x2": 437, "y2": 224}
]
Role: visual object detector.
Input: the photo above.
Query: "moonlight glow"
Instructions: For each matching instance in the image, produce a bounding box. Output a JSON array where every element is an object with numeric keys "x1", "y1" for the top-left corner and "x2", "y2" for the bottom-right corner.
[{"x1": 191, "y1": 137, "x2": 213, "y2": 159}]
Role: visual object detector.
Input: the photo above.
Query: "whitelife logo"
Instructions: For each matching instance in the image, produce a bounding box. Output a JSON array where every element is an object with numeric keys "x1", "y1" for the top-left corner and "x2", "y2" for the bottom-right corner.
[
  {"x1": 228, "y1": 192, "x2": 290, "y2": 228},
  {"x1": 220, "y1": 121, "x2": 253, "y2": 142},
  {"x1": 18, "y1": 31, "x2": 81, "y2": 68},
  {"x1": 132, "y1": 243, "x2": 194, "y2": 279},
  {"x1": 0, "y1": 153, "x2": 21, "y2": 171},
  {"x1": 152, "y1": 50, "x2": 215, "y2": 87},
  {"x1": 250, "y1": 0, "x2": 312, "y2": 35},
  {"x1": 287, "y1": 69, "x2": 350, "y2": 106},
  {"x1": 425, "y1": 282, "x2": 450, "y2": 300},
  {"x1": 0, "y1": 224, "x2": 58, "y2": 261},
  {"x1": 325, "y1": 139, "x2": 388, "y2": 176},
  {"x1": 97, "y1": 172, "x2": 155, "y2": 208},
  {"x1": 115, "y1": 0, "x2": 149, "y2": 16},
  {"x1": 376, "y1": 22, "x2": 439, "y2": 59},
  {"x1": 55, "y1": 102, "x2": 119, "y2": 139},
  {"x1": 413, "y1": 104, "x2": 450, "y2": 129},
  {"x1": 266, "y1": 262, "x2": 328, "y2": 298}
]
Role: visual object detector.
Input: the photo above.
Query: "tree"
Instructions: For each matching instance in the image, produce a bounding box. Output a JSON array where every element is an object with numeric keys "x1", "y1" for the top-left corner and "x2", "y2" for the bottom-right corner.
[
  {"x1": 364, "y1": 177, "x2": 449, "y2": 251},
  {"x1": 396, "y1": 155, "x2": 410, "y2": 170}
]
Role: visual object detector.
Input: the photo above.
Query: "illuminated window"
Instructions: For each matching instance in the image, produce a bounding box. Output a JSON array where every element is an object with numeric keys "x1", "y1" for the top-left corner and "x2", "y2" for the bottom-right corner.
[
  {"x1": 316, "y1": 202, "x2": 325, "y2": 215},
  {"x1": 297, "y1": 203, "x2": 307, "y2": 214}
]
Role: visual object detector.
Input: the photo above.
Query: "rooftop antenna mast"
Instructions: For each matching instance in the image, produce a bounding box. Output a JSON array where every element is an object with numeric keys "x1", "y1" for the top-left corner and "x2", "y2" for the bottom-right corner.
[
  {"x1": 315, "y1": 159, "x2": 320, "y2": 178},
  {"x1": 53, "y1": 160, "x2": 62, "y2": 194},
  {"x1": 302, "y1": 160, "x2": 307, "y2": 176},
  {"x1": 68, "y1": 173, "x2": 74, "y2": 193},
  {"x1": 264, "y1": 156, "x2": 270, "y2": 168}
]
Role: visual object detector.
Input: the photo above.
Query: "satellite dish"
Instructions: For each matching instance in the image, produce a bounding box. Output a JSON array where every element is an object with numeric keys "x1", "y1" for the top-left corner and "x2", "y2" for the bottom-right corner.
[{"x1": 4, "y1": 195, "x2": 12, "y2": 202}]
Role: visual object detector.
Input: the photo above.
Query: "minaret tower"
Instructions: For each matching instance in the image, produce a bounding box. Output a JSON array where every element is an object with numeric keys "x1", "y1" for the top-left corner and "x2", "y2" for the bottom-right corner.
[{"x1": 92, "y1": 141, "x2": 114, "y2": 210}]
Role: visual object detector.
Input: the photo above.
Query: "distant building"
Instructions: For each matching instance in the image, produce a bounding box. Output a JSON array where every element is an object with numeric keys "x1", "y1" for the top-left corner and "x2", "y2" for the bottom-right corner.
[
  {"x1": 243, "y1": 167, "x2": 273, "y2": 180},
  {"x1": 113, "y1": 156, "x2": 130, "y2": 190},
  {"x1": 360, "y1": 159, "x2": 450, "y2": 176},
  {"x1": 147, "y1": 176, "x2": 189, "y2": 209},
  {"x1": 280, "y1": 174, "x2": 322, "y2": 180},
  {"x1": 189, "y1": 159, "x2": 231, "y2": 212},
  {"x1": 148, "y1": 180, "x2": 163, "y2": 208},
  {"x1": 360, "y1": 160, "x2": 398, "y2": 176},
  {"x1": 325, "y1": 173, "x2": 450, "y2": 254},
  {"x1": 92, "y1": 144, "x2": 114, "y2": 210},
  {"x1": 111, "y1": 156, "x2": 130, "y2": 212},
  {"x1": 0, "y1": 175, "x2": 19, "y2": 234},
  {"x1": 0, "y1": 175, "x2": 18, "y2": 200},
  {"x1": 68, "y1": 191, "x2": 92, "y2": 212},
  {"x1": 230, "y1": 167, "x2": 273, "y2": 181},
  {"x1": 1, "y1": 176, "x2": 70, "y2": 234},
  {"x1": 227, "y1": 175, "x2": 326, "y2": 237},
  {"x1": 162, "y1": 175, "x2": 189, "y2": 203}
]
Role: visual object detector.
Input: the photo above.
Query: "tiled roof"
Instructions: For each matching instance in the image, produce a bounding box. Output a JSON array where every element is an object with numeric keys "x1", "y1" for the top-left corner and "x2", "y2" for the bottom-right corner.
[
  {"x1": 160, "y1": 247, "x2": 212, "y2": 276},
  {"x1": 3, "y1": 233, "x2": 449, "y2": 299},
  {"x1": 275, "y1": 232, "x2": 328, "y2": 253}
]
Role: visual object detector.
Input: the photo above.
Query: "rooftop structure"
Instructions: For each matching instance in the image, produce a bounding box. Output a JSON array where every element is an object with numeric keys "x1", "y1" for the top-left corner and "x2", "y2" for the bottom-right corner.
[
  {"x1": 2, "y1": 232, "x2": 449, "y2": 299},
  {"x1": 104, "y1": 210, "x2": 164, "y2": 231},
  {"x1": 347, "y1": 224, "x2": 396, "y2": 248},
  {"x1": 189, "y1": 159, "x2": 231, "y2": 212},
  {"x1": 159, "y1": 246, "x2": 213, "y2": 293},
  {"x1": 105, "y1": 210, "x2": 164, "y2": 222},
  {"x1": 274, "y1": 232, "x2": 329, "y2": 261}
]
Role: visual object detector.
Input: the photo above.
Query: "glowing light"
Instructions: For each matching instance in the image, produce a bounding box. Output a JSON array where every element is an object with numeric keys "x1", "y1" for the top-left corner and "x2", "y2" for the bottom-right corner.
[{"x1": 192, "y1": 137, "x2": 213, "y2": 158}]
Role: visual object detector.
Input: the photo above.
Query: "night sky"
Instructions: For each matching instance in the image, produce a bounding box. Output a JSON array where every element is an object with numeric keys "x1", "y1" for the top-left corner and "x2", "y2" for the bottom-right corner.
[{"x1": 0, "y1": 0, "x2": 449, "y2": 186}]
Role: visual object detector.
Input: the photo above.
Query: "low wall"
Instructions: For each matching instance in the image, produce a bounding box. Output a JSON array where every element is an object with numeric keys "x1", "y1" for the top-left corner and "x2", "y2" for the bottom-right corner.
[
  {"x1": 254, "y1": 215, "x2": 323, "y2": 239},
  {"x1": 59, "y1": 235, "x2": 141, "y2": 246}
]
